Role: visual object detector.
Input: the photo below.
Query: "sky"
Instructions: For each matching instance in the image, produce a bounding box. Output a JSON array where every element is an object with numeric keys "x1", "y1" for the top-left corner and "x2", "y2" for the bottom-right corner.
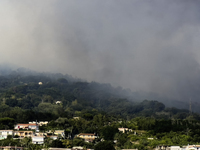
[{"x1": 1, "y1": 0, "x2": 200, "y2": 102}]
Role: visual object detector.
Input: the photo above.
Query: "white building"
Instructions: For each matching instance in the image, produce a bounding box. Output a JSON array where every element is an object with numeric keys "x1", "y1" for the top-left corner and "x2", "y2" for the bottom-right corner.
[
  {"x1": 47, "y1": 135, "x2": 58, "y2": 140},
  {"x1": 0, "y1": 130, "x2": 13, "y2": 140},
  {"x1": 32, "y1": 136, "x2": 44, "y2": 144},
  {"x1": 118, "y1": 128, "x2": 132, "y2": 133},
  {"x1": 29, "y1": 121, "x2": 48, "y2": 126},
  {"x1": 72, "y1": 146, "x2": 84, "y2": 150},
  {"x1": 56, "y1": 101, "x2": 61, "y2": 104},
  {"x1": 170, "y1": 146, "x2": 181, "y2": 150},
  {"x1": 14, "y1": 123, "x2": 39, "y2": 131},
  {"x1": 42, "y1": 148, "x2": 71, "y2": 150},
  {"x1": 54, "y1": 130, "x2": 65, "y2": 138},
  {"x1": 184, "y1": 145, "x2": 200, "y2": 150},
  {"x1": 76, "y1": 133, "x2": 97, "y2": 142}
]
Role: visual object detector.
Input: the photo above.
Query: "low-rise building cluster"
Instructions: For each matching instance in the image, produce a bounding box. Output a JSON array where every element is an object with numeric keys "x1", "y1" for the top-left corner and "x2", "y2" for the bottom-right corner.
[
  {"x1": 0, "y1": 121, "x2": 98, "y2": 150},
  {"x1": 0, "y1": 121, "x2": 65, "y2": 145},
  {"x1": 1, "y1": 123, "x2": 197, "y2": 150}
]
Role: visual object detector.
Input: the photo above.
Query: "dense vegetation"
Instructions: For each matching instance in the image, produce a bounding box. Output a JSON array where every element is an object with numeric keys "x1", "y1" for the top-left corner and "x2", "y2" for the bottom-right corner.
[
  {"x1": 0, "y1": 68, "x2": 200, "y2": 149},
  {"x1": 0, "y1": 68, "x2": 194, "y2": 122}
]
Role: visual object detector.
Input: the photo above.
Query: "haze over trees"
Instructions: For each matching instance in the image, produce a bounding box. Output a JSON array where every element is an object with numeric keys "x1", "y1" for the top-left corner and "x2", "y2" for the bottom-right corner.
[{"x1": 0, "y1": 68, "x2": 199, "y2": 149}]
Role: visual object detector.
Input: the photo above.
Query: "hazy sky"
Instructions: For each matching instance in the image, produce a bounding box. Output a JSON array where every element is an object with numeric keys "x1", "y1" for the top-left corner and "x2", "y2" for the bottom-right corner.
[{"x1": 1, "y1": 0, "x2": 200, "y2": 101}]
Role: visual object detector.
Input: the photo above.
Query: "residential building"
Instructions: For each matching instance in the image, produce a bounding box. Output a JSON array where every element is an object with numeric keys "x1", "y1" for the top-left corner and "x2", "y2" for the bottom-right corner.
[
  {"x1": 14, "y1": 123, "x2": 39, "y2": 131},
  {"x1": 184, "y1": 145, "x2": 200, "y2": 150},
  {"x1": 56, "y1": 101, "x2": 61, "y2": 104},
  {"x1": 35, "y1": 132, "x2": 46, "y2": 136},
  {"x1": 29, "y1": 121, "x2": 48, "y2": 126},
  {"x1": 47, "y1": 135, "x2": 58, "y2": 140},
  {"x1": 154, "y1": 146, "x2": 170, "y2": 150},
  {"x1": 28, "y1": 123, "x2": 39, "y2": 130},
  {"x1": 0, "y1": 130, "x2": 13, "y2": 140},
  {"x1": 38, "y1": 121, "x2": 48, "y2": 126},
  {"x1": 72, "y1": 146, "x2": 84, "y2": 150},
  {"x1": 14, "y1": 130, "x2": 34, "y2": 138},
  {"x1": 76, "y1": 133, "x2": 97, "y2": 142},
  {"x1": 14, "y1": 124, "x2": 29, "y2": 130},
  {"x1": 28, "y1": 121, "x2": 36, "y2": 124},
  {"x1": 73, "y1": 117, "x2": 80, "y2": 120},
  {"x1": 0, "y1": 146, "x2": 23, "y2": 150},
  {"x1": 54, "y1": 130, "x2": 65, "y2": 138},
  {"x1": 118, "y1": 128, "x2": 132, "y2": 133},
  {"x1": 122, "y1": 149, "x2": 138, "y2": 150},
  {"x1": 42, "y1": 148, "x2": 72, "y2": 150},
  {"x1": 32, "y1": 136, "x2": 44, "y2": 144},
  {"x1": 170, "y1": 146, "x2": 181, "y2": 150},
  {"x1": 147, "y1": 137, "x2": 154, "y2": 140}
]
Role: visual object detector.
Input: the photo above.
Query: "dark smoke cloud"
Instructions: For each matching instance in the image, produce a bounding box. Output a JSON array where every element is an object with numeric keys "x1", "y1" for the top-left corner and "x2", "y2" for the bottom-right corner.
[{"x1": 1, "y1": 0, "x2": 200, "y2": 102}]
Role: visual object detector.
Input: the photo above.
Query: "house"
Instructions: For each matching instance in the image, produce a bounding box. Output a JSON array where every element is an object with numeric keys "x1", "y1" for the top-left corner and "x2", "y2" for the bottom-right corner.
[
  {"x1": 73, "y1": 117, "x2": 80, "y2": 120},
  {"x1": 154, "y1": 146, "x2": 182, "y2": 150},
  {"x1": 42, "y1": 148, "x2": 87, "y2": 150},
  {"x1": 14, "y1": 130, "x2": 34, "y2": 138},
  {"x1": 42, "y1": 148, "x2": 72, "y2": 150},
  {"x1": 32, "y1": 136, "x2": 44, "y2": 144},
  {"x1": 35, "y1": 132, "x2": 46, "y2": 136},
  {"x1": 0, "y1": 146, "x2": 23, "y2": 150},
  {"x1": 28, "y1": 121, "x2": 36, "y2": 124},
  {"x1": 0, "y1": 130, "x2": 13, "y2": 140},
  {"x1": 38, "y1": 121, "x2": 48, "y2": 126},
  {"x1": 56, "y1": 101, "x2": 61, "y2": 104},
  {"x1": 170, "y1": 146, "x2": 181, "y2": 150},
  {"x1": 72, "y1": 146, "x2": 84, "y2": 150},
  {"x1": 122, "y1": 149, "x2": 138, "y2": 150},
  {"x1": 154, "y1": 146, "x2": 170, "y2": 150},
  {"x1": 14, "y1": 123, "x2": 39, "y2": 131},
  {"x1": 47, "y1": 135, "x2": 58, "y2": 140},
  {"x1": 28, "y1": 123, "x2": 39, "y2": 130},
  {"x1": 54, "y1": 130, "x2": 65, "y2": 138},
  {"x1": 29, "y1": 121, "x2": 48, "y2": 126},
  {"x1": 14, "y1": 124, "x2": 29, "y2": 130},
  {"x1": 118, "y1": 128, "x2": 132, "y2": 133},
  {"x1": 76, "y1": 133, "x2": 97, "y2": 142},
  {"x1": 184, "y1": 145, "x2": 200, "y2": 150}
]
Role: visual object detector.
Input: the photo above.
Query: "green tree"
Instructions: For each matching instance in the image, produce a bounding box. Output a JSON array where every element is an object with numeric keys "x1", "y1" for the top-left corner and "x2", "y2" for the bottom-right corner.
[
  {"x1": 94, "y1": 141, "x2": 115, "y2": 150},
  {"x1": 100, "y1": 126, "x2": 118, "y2": 141}
]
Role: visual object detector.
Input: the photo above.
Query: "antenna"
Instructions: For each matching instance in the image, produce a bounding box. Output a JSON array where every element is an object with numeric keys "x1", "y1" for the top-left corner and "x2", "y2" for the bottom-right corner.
[{"x1": 189, "y1": 98, "x2": 192, "y2": 115}]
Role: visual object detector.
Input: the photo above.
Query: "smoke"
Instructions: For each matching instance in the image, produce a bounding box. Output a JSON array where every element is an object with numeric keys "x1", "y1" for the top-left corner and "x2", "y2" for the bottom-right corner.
[{"x1": 1, "y1": 0, "x2": 200, "y2": 102}]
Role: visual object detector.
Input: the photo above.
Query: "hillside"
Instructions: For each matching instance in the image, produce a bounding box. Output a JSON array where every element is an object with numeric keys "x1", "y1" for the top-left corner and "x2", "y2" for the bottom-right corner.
[{"x1": 0, "y1": 68, "x2": 198, "y2": 123}]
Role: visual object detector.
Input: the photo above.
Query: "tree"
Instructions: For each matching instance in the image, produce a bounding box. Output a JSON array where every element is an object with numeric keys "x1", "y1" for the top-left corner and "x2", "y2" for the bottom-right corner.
[
  {"x1": 57, "y1": 78, "x2": 68, "y2": 84},
  {"x1": 94, "y1": 141, "x2": 115, "y2": 150},
  {"x1": 100, "y1": 126, "x2": 118, "y2": 141},
  {"x1": 0, "y1": 117, "x2": 15, "y2": 129},
  {"x1": 49, "y1": 139, "x2": 65, "y2": 148},
  {"x1": 117, "y1": 133, "x2": 128, "y2": 147}
]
